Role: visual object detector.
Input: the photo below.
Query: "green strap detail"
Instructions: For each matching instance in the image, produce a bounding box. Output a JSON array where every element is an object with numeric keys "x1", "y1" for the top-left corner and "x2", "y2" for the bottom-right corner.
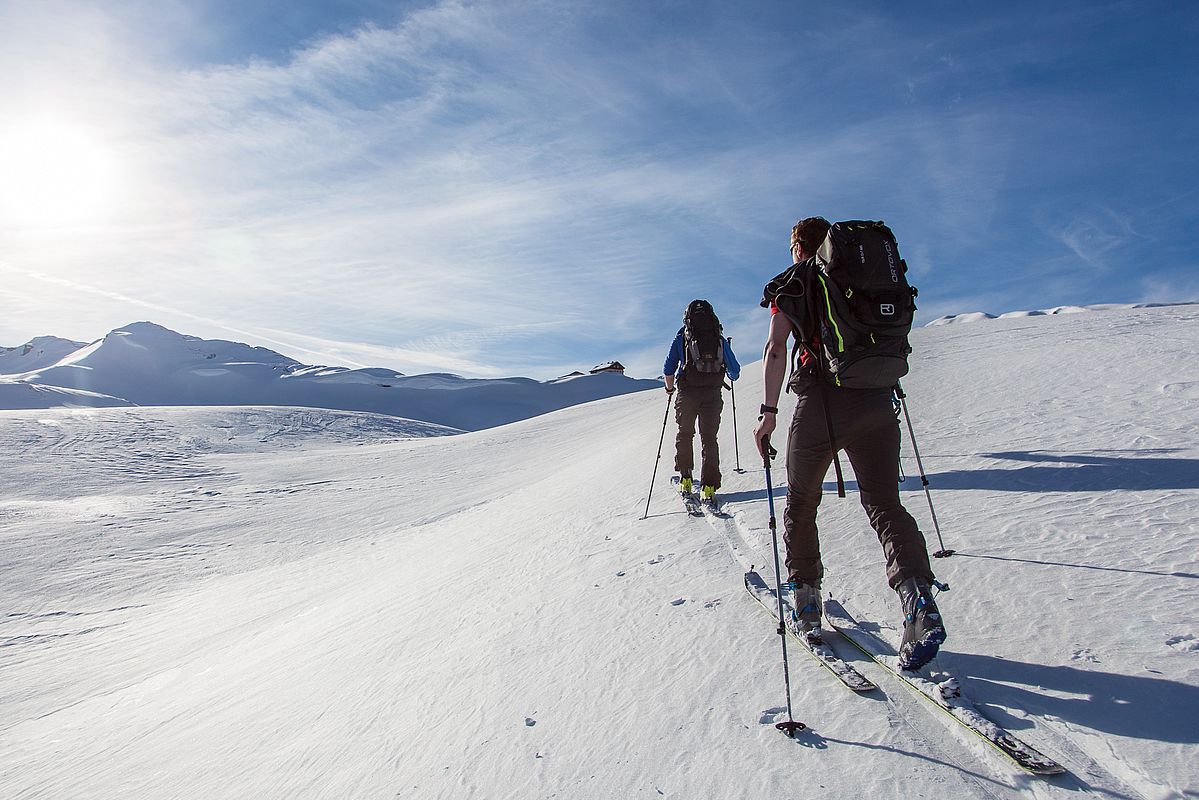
[{"x1": 817, "y1": 274, "x2": 845, "y2": 353}]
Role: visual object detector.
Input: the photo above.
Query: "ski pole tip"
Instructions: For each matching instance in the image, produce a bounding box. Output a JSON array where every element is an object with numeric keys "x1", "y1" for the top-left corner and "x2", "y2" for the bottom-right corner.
[{"x1": 776, "y1": 720, "x2": 806, "y2": 738}]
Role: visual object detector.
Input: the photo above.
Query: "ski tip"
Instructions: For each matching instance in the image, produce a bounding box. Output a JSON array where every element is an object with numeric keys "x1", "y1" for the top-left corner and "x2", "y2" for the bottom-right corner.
[{"x1": 1030, "y1": 763, "x2": 1069, "y2": 776}]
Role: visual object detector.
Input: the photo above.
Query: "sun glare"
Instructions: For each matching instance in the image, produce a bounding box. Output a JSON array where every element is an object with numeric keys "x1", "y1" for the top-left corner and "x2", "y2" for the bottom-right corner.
[{"x1": 0, "y1": 116, "x2": 126, "y2": 230}]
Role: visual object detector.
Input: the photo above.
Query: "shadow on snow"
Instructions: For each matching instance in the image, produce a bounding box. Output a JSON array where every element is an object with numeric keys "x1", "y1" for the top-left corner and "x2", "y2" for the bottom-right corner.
[
  {"x1": 916, "y1": 449, "x2": 1199, "y2": 493},
  {"x1": 943, "y1": 652, "x2": 1199, "y2": 745}
]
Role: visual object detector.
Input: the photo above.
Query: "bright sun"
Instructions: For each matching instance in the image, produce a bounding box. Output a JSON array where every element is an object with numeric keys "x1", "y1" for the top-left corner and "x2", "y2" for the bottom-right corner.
[{"x1": 0, "y1": 116, "x2": 126, "y2": 230}]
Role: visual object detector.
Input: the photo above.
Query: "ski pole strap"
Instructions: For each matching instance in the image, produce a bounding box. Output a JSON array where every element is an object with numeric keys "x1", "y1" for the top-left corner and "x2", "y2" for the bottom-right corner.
[{"x1": 819, "y1": 382, "x2": 846, "y2": 498}]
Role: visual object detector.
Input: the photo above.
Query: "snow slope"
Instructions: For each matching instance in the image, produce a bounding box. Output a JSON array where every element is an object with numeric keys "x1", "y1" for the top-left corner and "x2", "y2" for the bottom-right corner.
[
  {"x1": 0, "y1": 380, "x2": 133, "y2": 409},
  {"x1": 0, "y1": 335, "x2": 87, "y2": 373},
  {"x1": 2, "y1": 322, "x2": 661, "y2": 429},
  {"x1": 1, "y1": 305, "x2": 1196, "y2": 799}
]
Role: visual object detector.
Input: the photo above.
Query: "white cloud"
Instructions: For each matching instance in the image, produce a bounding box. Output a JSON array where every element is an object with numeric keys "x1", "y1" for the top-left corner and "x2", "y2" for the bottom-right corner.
[
  {"x1": 1138, "y1": 274, "x2": 1199, "y2": 306},
  {"x1": 1053, "y1": 208, "x2": 1141, "y2": 272},
  {"x1": 4, "y1": 2, "x2": 1188, "y2": 377}
]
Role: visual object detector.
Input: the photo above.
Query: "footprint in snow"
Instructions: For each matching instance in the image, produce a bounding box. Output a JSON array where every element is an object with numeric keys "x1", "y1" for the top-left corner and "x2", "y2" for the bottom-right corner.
[
  {"x1": 524, "y1": 717, "x2": 536, "y2": 727},
  {"x1": 759, "y1": 707, "x2": 788, "y2": 726},
  {"x1": 1070, "y1": 648, "x2": 1100, "y2": 663},
  {"x1": 1166, "y1": 634, "x2": 1198, "y2": 652},
  {"x1": 671, "y1": 598, "x2": 686, "y2": 606}
]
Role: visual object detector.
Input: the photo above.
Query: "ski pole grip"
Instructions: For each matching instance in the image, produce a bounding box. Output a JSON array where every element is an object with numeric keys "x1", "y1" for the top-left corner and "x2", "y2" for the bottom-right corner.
[{"x1": 760, "y1": 436, "x2": 776, "y2": 467}]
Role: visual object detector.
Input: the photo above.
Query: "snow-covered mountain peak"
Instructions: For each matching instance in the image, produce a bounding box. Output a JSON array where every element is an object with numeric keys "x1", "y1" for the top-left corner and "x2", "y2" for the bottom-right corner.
[
  {"x1": 2, "y1": 321, "x2": 660, "y2": 429},
  {"x1": 95, "y1": 321, "x2": 301, "y2": 368},
  {"x1": 0, "y1": 335, "x2": 87, "y2": 374},
  {"x1": 111, "y1": 320, "x2": 180, "y2": 338}
]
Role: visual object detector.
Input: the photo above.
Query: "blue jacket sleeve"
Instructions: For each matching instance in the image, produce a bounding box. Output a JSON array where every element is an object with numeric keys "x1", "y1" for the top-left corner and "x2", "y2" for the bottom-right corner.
[
  {"x1": 723, "y1": 338, "x2": 741, "y2": 381},
  {"x1": 663, "y1": 333, "x2": 684, "y2": 377}
]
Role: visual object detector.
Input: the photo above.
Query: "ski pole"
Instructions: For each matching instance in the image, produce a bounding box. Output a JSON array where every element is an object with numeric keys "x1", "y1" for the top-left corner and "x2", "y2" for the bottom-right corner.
[
  {"x1": 762, "y1": 435, "x2": 806, "y2": 737},
  {"x1": 892, "y1": 392, "x2": 908, "y2": 483},
  {"x1": 641, "y1": 390, "x2": 674, "y2": 520},
  {"x1": 894, "y1": 382, "x2": 954, "y2": 558},
  {"x1": 726, "y1": 337, "x2": 744, "y2": 474}
]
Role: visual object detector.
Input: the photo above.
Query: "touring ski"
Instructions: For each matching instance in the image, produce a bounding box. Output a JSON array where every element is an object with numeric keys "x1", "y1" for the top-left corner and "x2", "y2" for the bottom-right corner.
[
  {"x1": 744, "y1": 571, "x2": 876, "y2": 693},
  {"x1": 823, "y1": 598, "x2": 1067, "y2": 776},
  {"x1": 671, "y1": 476, "x2": 703, "y2": 516},
  {"x1": 699, "y1": 495, "x2": 731, "y2": 519}
]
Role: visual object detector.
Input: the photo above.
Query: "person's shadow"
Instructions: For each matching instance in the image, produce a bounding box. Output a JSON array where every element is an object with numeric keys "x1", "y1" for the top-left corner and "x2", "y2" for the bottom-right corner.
[
  {"x1": 939, "y1": 651, "x2": 1199, "y2": 744},
  {"x1": 722, "y1": 450, "x2": 1199, "y2": 498},
  {"x1": 919, "y1": 449, "x2": 1199, "y2": 493}
]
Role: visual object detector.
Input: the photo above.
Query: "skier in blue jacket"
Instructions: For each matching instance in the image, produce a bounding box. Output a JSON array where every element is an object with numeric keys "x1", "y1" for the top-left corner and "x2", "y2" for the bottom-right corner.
[{"x1": 663, "y1": 300, "x2": 740, "y2": 502}]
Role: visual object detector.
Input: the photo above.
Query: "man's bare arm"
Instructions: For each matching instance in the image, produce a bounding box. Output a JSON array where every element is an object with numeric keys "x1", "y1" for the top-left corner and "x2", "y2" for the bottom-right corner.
[{"x1": 752, "y1": 313, "x2": 793, "y2": 457}]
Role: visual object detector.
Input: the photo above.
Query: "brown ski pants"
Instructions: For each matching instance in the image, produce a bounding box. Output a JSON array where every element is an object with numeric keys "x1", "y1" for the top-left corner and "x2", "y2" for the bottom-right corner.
[
  {"x1": 674, "y1": 385, "x2": 723, "y2": 489},
  {"x1": 784, "y1": 381, "x2": 934, "y2": 590}
]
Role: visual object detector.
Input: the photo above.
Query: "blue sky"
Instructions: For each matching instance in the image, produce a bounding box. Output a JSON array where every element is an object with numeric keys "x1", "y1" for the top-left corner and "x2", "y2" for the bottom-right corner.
[{"x1": 1, "y1": 1, "x2": 1196, "y2": 379}]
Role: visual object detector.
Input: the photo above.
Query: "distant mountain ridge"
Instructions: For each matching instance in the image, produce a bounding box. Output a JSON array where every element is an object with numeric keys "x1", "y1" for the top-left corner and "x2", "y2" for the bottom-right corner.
[
  {"x1": 0, "y1": 335, "x2": 87, "y2": 373},
  {"x1": 925, "y1": 301, "x2": 1197, "y2": 326},
  {"x1": 0, "y1": 322, "x2": 660, "y2": 430}
]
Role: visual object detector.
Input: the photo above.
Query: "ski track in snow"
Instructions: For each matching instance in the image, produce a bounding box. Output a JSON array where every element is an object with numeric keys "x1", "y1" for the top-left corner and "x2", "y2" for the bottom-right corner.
[{"x1": 0, "y1": 305, "x2": 1196, "y2": 799}]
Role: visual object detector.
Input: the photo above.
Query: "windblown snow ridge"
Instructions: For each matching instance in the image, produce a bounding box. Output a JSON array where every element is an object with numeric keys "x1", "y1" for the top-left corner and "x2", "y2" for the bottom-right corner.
[{"x1": 926, "y1": 300, "x2": 1197, "y2": 326}]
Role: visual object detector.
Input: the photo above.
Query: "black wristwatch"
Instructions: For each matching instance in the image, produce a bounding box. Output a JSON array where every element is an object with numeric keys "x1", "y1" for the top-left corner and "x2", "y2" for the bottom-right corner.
[{"x1": 760, "y1": 404, "x2": 778, "y2": 415}]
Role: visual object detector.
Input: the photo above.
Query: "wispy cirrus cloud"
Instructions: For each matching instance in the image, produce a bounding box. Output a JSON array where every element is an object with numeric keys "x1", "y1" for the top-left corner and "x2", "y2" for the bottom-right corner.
[{"x1": 2, "y1": 1, "x2": 1196, "y2": 376}]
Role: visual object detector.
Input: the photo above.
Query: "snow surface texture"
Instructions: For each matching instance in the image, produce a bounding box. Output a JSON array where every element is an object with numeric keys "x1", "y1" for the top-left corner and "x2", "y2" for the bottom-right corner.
[
  {"x1": 1, "y1": 305, "x2": 1196, "y2": 799},
  {"x1": 0, "y1": 321, "x2": 661, "y2": 430},
  {"x1": 925, "y1": 300, "x2": 1195, "y2": 326}
]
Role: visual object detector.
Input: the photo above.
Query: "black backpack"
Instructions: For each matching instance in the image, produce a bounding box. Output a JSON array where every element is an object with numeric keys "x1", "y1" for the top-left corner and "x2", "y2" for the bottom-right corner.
[
  {"x1": 812, "y1": 221, "x2": 917, "y2": 388},
  {"x1": 793, "y1": 221, "x2": 918, "y2": 389},
  {"x1": 680, "y1": 299, "x2": 726, "y2": 386},
  {"x1": 762, "y1": 221, "x2": 918, "y2": 390}
]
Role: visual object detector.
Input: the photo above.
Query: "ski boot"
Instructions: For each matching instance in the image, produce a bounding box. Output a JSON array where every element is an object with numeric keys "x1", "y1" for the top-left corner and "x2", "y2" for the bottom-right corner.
[
  {"x1": 678, "y1": 476, "x2": 694, "y2": 495},
  {"x1": 788, "y1": 580, "x2": 823, "y2": 644},
  {"x1": 701, "y1": 484, "x2": 716, "y2": 505},
  {"x1": 896, "y1": 576, "x2": 947, "y2": 671}
]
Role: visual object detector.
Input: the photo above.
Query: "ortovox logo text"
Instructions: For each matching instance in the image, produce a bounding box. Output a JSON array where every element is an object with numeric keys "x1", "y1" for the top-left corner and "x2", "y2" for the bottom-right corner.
[
  {"x1": 884, "y1": 241, "x2": 899, "y2": 283},
  {"x1": 880, "y1": 303, "x2": 895, "y2": 316}
]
